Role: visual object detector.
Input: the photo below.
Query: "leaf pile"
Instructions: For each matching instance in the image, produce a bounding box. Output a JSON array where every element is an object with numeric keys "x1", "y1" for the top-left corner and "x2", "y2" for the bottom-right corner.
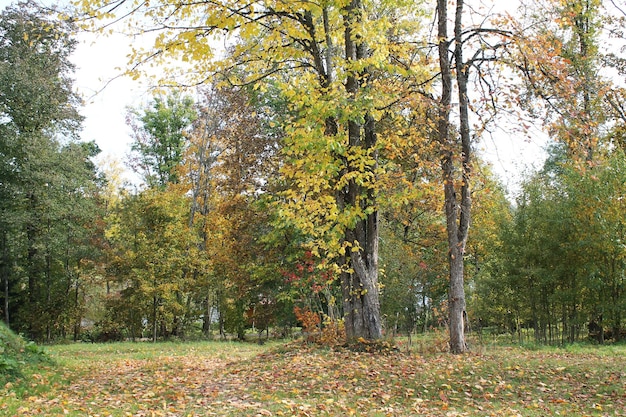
[{"x1": 0, "y1": 341, "x2": 624, "y2": 416}]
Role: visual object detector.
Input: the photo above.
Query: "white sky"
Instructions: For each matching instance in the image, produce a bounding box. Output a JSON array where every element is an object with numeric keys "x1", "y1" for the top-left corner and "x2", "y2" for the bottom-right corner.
[
  {"x1": 0, "y1": 0, "x2": 154, "y2": 183},
  {"x1": 73, "y1": 31, "x2": 149, "y2": 158},
  {"x1": 0, "y1": 0, "x2": 547, "y2": 196}
]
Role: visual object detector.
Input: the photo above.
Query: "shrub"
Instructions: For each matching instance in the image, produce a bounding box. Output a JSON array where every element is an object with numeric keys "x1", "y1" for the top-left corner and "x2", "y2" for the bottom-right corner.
[{"x1": 0, "y1": 321, "x2": 49, "y2": 382}]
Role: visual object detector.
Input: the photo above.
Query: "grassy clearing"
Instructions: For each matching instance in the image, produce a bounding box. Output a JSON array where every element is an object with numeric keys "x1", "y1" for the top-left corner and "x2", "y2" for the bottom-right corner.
[{"x1": 1, "y1": 338, "x2": 625, "y2": 416}]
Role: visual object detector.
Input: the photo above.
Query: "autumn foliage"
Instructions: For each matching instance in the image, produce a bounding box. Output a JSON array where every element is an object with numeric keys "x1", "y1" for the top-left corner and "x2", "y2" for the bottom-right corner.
[{"x1": 5, "y1": 0, "x2": 626, "y2": 352}]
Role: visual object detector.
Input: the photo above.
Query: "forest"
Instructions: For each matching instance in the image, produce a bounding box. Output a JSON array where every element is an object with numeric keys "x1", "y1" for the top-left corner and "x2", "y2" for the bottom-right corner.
[{"x1": 1, "y1": 0, "x2": 626, "y2": 353}]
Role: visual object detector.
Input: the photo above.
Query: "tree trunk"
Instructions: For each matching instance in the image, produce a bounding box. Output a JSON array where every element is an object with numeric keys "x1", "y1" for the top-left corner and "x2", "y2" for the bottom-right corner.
[
  {"x1": 341, "y1": 248, "x2": 382, "y2": 340},
  {"x1": 203, "y1": 294, "x2": 212, "y2": 336},
  {"x1": 73, "y1": 276, "x2": 80, "y2": 342},
  {"x1": 437, "y1": 0, "x2": 470, "y2": 354},
  {"x1": 1, "y1": 231, "x2": 9, "y2": 327},
  {"x1": 3, "y1": 268, "x2": 8, "y2": 327},
  {"x1": 340, "y1": 0, "x2": 382, "y2": 341},
  {"x1": 27, "y1": 195, "x2": 38, "y2": 306},
  {"x1": 448, "y1": 241, "x2": 467, "y2": 353},
  {"x1": 152, "y1": 295, "x2": 158, "y2": 342}
]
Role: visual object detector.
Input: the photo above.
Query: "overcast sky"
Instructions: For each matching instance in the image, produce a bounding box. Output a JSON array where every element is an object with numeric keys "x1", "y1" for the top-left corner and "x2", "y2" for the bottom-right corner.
[
  {"x1": 0, "y1": 0, "x2": 548, "y2": 196},
  {"x1": 74, "y1": 33, "x2": 147, "y2": 156}
]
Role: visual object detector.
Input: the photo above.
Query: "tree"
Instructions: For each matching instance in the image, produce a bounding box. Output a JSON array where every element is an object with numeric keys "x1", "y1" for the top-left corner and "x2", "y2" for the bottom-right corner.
[
  {"x1": 512, "y1": 0, "x2": 605, "y2": 161},
  {"x1": 0, "y1": 1, "x2": 81, "y2": 137},
  {"x1": 466, "y1": 167, "x2": 515, "y2": 336},
  {"x1": 435, "y1": 0, "x2": 470, "y2": 353},
  {"x1": 127, "y1": 92, "x2": 196, "y2": 188},
  {"x1": 478, "y1": 141, "x2": 626, "y2": 345},
  {"x1": 106, "y1": 187, "x2": 208, "y2": 341},
  {"x1": 0, "y1": 1, "x2": 101, "y2": 341},
  {"x1": 77, "y1": 0, "x2": 433, "y2": 342},
  {"x1": 376, "y1": 101, "x2": 447, "y2": 336},
  {"x1": 103, "y1": 91, "x2": 207, "y2": 340},
  {"x1": 433, "y1": 0, "x2": 516, "y2": 353},
  {"x1": 182, "y1": 84, "x2": 283, "y2": 339}
]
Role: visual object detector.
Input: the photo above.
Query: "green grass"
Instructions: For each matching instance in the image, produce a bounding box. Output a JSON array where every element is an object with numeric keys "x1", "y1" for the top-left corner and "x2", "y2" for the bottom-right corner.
[{"x1": 1, "y1": 336, "x2": 625, "y2": 416}]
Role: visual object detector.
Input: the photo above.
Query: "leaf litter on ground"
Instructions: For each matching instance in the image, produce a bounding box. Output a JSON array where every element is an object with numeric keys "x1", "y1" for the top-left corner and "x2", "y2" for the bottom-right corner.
[{"x1": 0, "y1": 340, "x2": 624, "y2": 416}]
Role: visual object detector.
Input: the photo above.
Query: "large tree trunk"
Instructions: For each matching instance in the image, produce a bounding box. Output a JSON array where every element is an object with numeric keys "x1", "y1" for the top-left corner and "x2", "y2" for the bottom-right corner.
[
  {"x1": 342, "y1": 210, "x2": 382, "y2": 340},
  {"x1": 437, "y1": 0, "x2": 471, "y2": 354},
  {"x1": 340, "y1": 0, "x2": 382, "y2": 341}
]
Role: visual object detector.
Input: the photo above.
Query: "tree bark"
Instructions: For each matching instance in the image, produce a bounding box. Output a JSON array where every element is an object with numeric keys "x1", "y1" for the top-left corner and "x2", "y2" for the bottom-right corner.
[
  {"x1": 340, "y1": 0, "x2": 382, "y2": 341},
  {"x1": 152, "y1": 294, "x2": 158, "y2": 342},
  {"x1": 1, "y1": 231, "x2": 9, "y2": 327},
  {"x1": 3, "y1": 271, "x2": 8, "y2": 327},
  {"x1": 437, "y1": 0, "x2": 470, "y2": 354}
]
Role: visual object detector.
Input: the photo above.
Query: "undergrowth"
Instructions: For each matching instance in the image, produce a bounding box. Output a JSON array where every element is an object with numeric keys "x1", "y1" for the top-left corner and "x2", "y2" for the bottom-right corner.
[{"x1": 0, "y1": 322, "x2": 50, "y2": 384}]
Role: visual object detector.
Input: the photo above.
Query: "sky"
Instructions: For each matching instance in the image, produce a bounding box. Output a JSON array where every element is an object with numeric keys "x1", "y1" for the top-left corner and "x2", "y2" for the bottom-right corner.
[
  {"x1": 0, "y1": 0, "x2": 548, "y2": 195},
  {"x1": 0, "y1": 0, "x2": 156, "y2": 183},
  {"x1": 73, "y1": 31, "x2": 148, "y2": 159}
]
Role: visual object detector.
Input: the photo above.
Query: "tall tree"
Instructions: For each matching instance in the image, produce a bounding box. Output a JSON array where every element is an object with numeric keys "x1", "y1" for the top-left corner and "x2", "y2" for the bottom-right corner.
[
  {"x1": 127, "y1": 92, "x2": 196, "y2": 188},
  {"x1": 77, "y1": 0, "x2": 429, "y2": 341},
  {"x1": 183, "y1": 85, "x2": 282, "y2": 339},
  {"x1": 434, "y1": 0, "x2": 512, "y2": 353},
  {"x1": 0, "y1": 1, "x2": 100, "y2": 341},
  {"x1": 513, "y1": 0, "x2": 604, "y2": 160},
  {"x1": 466, "y1": 166, "x2": 514, "y2": 336},
  {"x1": 377, "y1": 96, "x2": 446, "y2": 336},
  {"x1": 435, "y1": 0, "x2": 472, "y2": 354},
  {"x1": 106, "y1": 187, "x2": 208, "y2": 341},
  {"x1": 490, "y1": 144, "x2": 626, "y2": 344}
]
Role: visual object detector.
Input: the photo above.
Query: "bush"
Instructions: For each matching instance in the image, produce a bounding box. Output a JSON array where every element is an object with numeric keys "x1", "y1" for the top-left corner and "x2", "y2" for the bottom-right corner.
[
  {"x1": 0, "y1": 321, "x2": 49, "y2": 381},
  {"x1": 81, "y1": 320, "x2": 126, "y2": 343}
]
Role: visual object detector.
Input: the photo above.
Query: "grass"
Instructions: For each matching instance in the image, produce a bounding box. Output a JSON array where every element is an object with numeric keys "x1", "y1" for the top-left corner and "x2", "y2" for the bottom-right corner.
[{"x1": 1, "y1": 336, "x2": 625, "y2": 416}]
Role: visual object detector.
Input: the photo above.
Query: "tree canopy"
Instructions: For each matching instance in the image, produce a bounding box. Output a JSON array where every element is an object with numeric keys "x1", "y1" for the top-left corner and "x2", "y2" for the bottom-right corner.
[{"x1": 0, "y1": 0, "x2": 102, "y2": 341}]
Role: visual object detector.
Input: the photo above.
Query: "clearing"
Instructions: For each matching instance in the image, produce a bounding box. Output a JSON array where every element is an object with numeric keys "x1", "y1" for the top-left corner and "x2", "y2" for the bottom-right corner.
[{"x1": 1, "y1": 339, "x2": 625, "y2": 416}]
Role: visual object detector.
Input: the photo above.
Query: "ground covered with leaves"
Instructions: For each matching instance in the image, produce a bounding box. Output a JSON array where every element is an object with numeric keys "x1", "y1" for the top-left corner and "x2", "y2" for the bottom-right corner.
[{"x1": 1, "y1": 339, "x2": 625, "y2": 416}]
